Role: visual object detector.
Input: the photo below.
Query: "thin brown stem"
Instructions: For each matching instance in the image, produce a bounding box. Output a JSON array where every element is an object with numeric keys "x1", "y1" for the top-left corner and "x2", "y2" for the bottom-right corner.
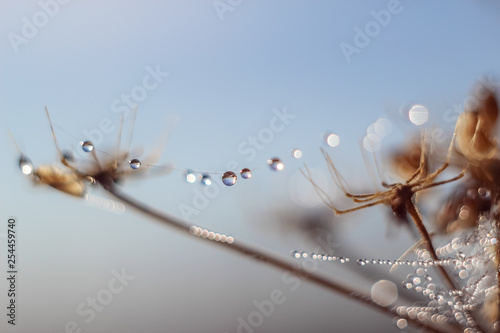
[
  {"x1": 99, "y1": 175, "x2": 455, "y2": 333},
  {"x1": 406, "y1": 200, "x2": 456, "y2": 290}
]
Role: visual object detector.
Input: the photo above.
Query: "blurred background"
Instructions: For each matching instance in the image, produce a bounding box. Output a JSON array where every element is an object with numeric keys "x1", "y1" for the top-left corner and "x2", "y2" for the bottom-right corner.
[{"x1": 1, "y1": 1, "x2": 500, "y2": 332}]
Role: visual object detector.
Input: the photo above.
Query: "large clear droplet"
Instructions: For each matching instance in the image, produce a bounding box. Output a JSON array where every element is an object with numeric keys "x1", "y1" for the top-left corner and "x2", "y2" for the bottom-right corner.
[
  {"x1": 268, "y1": 158, "x2": 284, "y2": 171},
  {"x1": 201, "y1": 174, "x2": 212, "y2": 185},
  {"x1": 222, "y1": 171, "x2": 237, "y2": 186},
  {"x1": 326, "y1": 133, "x2": 340, "y2": 147},
  {"x1": 129, "y1": 159, "x2": 141, "y2": 169},
  {"x1": 81, "y1": 141, "x2": 94, "y2": 152},
  {"x1": 186, "y1": 170, "x2": 196, "y2": 183},
  {"x1": 396, "y1": 318, "x2": 407, "y2": 329},
  {"x1": 409, "y1": 105, "x2": 429, "y2": 126},
  {"x1": 292, "y1": 149, "x2": 303, "y2": 159},
  {"x1": 371, "y1": 280, "x2": 398, "y2": 306},
  {"x1": 240, "y1": 168, "x2": 252, "y2": 179},
  {"x1": 18, "y1": 155, "x2": 33, "y2": 175}
]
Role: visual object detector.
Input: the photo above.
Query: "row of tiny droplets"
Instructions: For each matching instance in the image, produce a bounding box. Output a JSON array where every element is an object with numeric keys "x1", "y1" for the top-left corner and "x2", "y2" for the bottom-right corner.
[
  {"x1": 189, "y1": 225, "x2": 235, "y2": 244},
  {"x1": 291, "y1": 250, "x2": 350, "y2": 263},
  {"x1": 80, "y1": 140, "x2": 295, "y2": 186},
  {"x1": 290, "y1": 247, "x2": 489, "y2": 330}
]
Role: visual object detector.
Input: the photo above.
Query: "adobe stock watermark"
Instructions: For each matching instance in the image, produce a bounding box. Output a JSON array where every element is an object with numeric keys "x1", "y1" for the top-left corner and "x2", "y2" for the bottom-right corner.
[
  {"x1": 75, "y1": 64, "x2": 168, "y2": 158},
  {"x1": 8, "y1": 0, "x2": 72, "y2": 53},
  {"x1": 213, "y1": 0, "x2": 243, "y2": 21},
  {"x1": 227, "y1": 233, "x2": 337, "y2": 333},
  {"x1": 178, "y1": 107, "x2": 296, "y2": 221},
  {"x1": 339, "y1": 0, "x2": 404, "y2": 64},
  {"x1": 57, "y1": 267, "x2": 135, "y2": 333}
]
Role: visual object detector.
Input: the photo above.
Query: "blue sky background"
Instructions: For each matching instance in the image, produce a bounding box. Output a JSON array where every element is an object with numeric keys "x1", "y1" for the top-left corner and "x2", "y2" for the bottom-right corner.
[{"x1": 1, "y1": 1, "x2": 500, "y2": 332}]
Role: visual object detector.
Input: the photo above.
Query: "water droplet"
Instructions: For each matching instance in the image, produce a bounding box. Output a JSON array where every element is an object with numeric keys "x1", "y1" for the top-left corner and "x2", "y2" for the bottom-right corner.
[
  {"x1": 396, "y1": 318, "x2": 408, "y2": 329},
  {"x1": 268, "y1": 158, "x2": 284, "y2": 171},
  {"x1": 18, "y1": 155, "x2": 33, "y2": 175},
  {"x1": 81, "y1": 141, "x2": 94, "y2": 152},
  {"x1": 222, "y1": 171, "x2": 237, "y2": 186},
  {"x1": 186, "y1": 170, "x2": 196, "y2": 183},
  {"x1": 371, "y1": 280, "x2": 398, "y2": 306},
  {"x1": 409, "y1": 105, "x2": 429, "y2": 126},
  {"x1": 85, "y1": 176, "x2": 96, "y2": 184},
  {"x1": 326, "y1": 133, "x2": 340, "y2": 147},
  {"x1": 478, "y1": 187, "x2": 491, "y2": 200},
  {"x1": 292, "y1": 149, "x2": 303, "y2": 159},
  {"x1": 240, "y1": 168, "x2": 252, "y2": 179},
  {"x1": 201, "y1": 174, "x2": 212, "y2": 185},
  {"x1": 129, "y1": 159, "x2": 141, "y2": 169}
]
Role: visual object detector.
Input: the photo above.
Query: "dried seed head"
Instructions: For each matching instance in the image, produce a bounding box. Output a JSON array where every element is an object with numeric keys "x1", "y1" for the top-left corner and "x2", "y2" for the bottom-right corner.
[
  {"x1": 33, "y1": 165, "x2": 87, "y2": 197},
  {"x1": 391, "y1": 139, "x2": 427, "y2": 180},
  {"x1": 456, "y1": 86, "x2": 498, "y2": 161}
]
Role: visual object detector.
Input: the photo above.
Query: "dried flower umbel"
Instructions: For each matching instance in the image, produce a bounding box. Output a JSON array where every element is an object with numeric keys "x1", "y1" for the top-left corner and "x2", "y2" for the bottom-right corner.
[
  {"x1": 303, "y1": 131, "x2": 466, "y2": 290},
  {"x1": 299, "y1": 84, "x2": 500, "y2": 333}
]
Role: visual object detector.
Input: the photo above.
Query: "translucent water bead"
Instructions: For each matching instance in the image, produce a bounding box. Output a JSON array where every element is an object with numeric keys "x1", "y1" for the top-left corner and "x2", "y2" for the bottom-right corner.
[
  {"x1": 240, "y1": 168, "x2": 252, "y2": 179},
  {"x1": 267, "y1": 158, "x2": 284, "y2": 171},
  {"x1": 18, "y1": 155, "x2": 33, "y2": 175},
  {"x1": 222, "y1": 171, "x2": 237, "y2": 186},
  {"x1": 129, "y1": 159, "x2": 141, "y2": 169},
  {"x1": 186, "y1": 170, "x2": 196, "y2": 183},
  {"x1": 201, "y1": 174, "x2": 212, "y2": 185},
  {"x1": 81, "y1": 141, "x2": 94, "y2": 152}
]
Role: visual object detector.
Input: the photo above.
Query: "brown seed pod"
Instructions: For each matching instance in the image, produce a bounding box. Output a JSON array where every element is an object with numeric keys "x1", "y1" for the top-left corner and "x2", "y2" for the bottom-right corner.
[
  {"x1": 33, "y1": 164, "x2": 87, "y2": 197},
  {"x1": 456, "y1": 86, "x2": 499, "y2": 161},
  {"x1": 18, "y1": 107, "x2": 171, "y2": 198},
  {"x1": 391, "y1": 138, "x2": 428, "y2": 180}
]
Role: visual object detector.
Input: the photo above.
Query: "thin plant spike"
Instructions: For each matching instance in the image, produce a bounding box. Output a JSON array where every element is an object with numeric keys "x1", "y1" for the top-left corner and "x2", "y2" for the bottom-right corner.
[
  {"x1": 321, "y1": 148, "x2": 352, "y2": 195},
  {"x1": 358, "y1": 138, "x2": 384, "y2": 192},
  {"x1": 140, "y1": 115, "x2": 176, "y2": 166},
  {"x1": 389, "y1": 236, "x2": 426, "y2": 273},
  {"x1": 45, "y1": 107, "x2": 80, "y2": 172},
  {"x1": 406, "y1": 129, "x2": 427, "y2": 184},
  {"x1": 424, "y1": 123, "x2": 458, "y2": 184},
  {"x1": 114, "y1": 114, "x2": 125, "y2": 169},
  {"x1": 414, "y1": 168, "x2": 467, "y2": 193},
  {"x1": 123, "y1": 106, "x2": 138, "y2": 161},
  {"x1": 302, "y1": 166, "x2": 388, "y2": 214},
  {"x1": 321, "y1": 150, "x2": 387, "y2": 203},
  {"x1": 300, "y1": 166, "x2": 338, "y2": 211},
  {"x1": 8, "y1": 131, "x2": 25, "y2": 156}
]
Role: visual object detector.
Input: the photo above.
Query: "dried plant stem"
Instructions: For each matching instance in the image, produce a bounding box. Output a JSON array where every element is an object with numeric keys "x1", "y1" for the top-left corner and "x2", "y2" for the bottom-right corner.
[
  {"x1": 98, "y1": 175, "x2": 455, "y2": 333},
  {"x1": 406, "y1": 200, "x2": 456, "y2": 290}
]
